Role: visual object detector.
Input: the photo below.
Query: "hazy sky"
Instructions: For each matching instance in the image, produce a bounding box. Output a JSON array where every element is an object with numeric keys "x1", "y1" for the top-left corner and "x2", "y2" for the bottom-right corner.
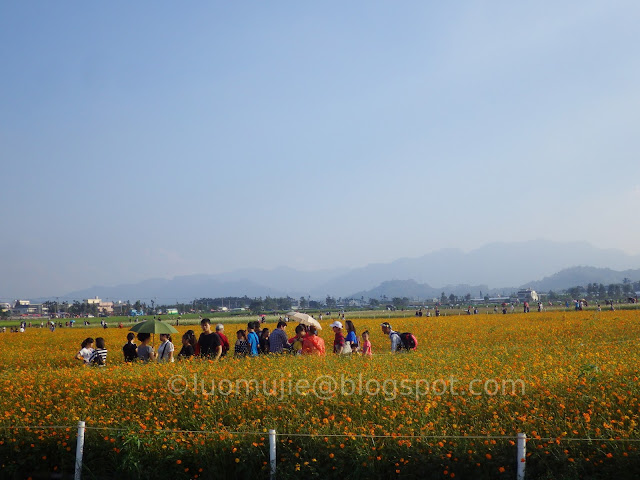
[{"x1": 2, "y1": 1, "x2": 640, "y2": 298}]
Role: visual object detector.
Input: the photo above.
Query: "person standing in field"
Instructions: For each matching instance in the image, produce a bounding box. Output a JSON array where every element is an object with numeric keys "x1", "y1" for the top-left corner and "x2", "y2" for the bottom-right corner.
[
  {"x1": 289, "y1": 325, "x2": 306, "y2": 354},
  {"x1": 345, "y1": 320, "x2": 358, "y2": 353},
  {"x1": 269, "y1": 321, "x2": 289, "y2": 353},
  {"x1": 75, "y1": 338, "x2": 94, "y2": 364},
  {"x1": 89, "y1": 337, "x2": 107, "y2": 366},
  {"x1": 301, "y1": 326, "x2": 325, "y2": 355},
  {"x1": 234, "y1": 330, "x2": 250, "y2": 357},
  {"x1": 157, "y1": 333, "x2": 175, "y2": 362},
  {"x1": 259, "y1": 328, "x2": 270, "y2": 354},
  {"x1": 380, "y1": 322, "x2": 402, "y2": 352},
  {"x1": 215, "y1": 324, "x2": 230, "y2": 357},
  {"x1": 360, "y1": 330, "x2": 372, "y2": 356},
  {"x1": 246, "y1": 322, "x2": 259, "y2": 357},
  {"x1": 122, "y1": 332, "x2": 137, "y2": 362},
  {"x1": 136, "y1": 333, "x2": 156, "y2": 362},
  {"x1": 331, "y1": 321, "x2": 348, "y2": 354},
  {"x1": 177, "y1": 331, "x2": 196, "y2": 359},
  {"x1": 198, "y1": 319, "x2": 222, "y2": 360}
]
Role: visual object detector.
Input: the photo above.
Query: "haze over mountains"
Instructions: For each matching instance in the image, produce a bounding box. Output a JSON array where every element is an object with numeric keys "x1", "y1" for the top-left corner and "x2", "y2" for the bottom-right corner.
[{"x1": 58, "y1": 240, "x2": 640, "y2": 302}]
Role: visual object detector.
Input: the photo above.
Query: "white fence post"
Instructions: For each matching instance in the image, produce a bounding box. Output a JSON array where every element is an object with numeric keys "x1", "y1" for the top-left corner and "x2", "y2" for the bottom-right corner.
[
  {"x1": 516, "y1": 432, "x2": 526, "y2": 480},
  {"x1": 269, "y1": 429, "x2": 277, "y2": 480},
  {"x1": 75, "y1": 420, "x2": 86, "y2": 480}
]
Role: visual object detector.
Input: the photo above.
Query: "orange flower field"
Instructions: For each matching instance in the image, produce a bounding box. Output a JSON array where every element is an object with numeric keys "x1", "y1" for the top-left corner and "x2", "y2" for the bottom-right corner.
[{"x1": 1, "y1": 310, "x2": 640, "y2": 479}]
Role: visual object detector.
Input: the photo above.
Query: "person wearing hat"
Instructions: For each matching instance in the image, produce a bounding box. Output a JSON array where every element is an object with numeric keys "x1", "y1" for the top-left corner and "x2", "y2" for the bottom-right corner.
[
  {"x1": 215, "y1": 324, "x2": 230, "y2": 357},
  {"x1": 380, "y1": 322, "x2": 402, "y2": 352},
  {"x1": 330, "y1": 320, "x2": 348, "y2": 354}
]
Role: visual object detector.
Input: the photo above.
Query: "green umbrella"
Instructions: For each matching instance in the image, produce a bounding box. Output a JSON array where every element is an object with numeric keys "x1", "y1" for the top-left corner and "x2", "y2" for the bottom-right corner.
[
  {"x1": 129, "y1": 319, "x2": 178, "y2": 347},
  {"x1": 129, "y1": 319, "x2": 178, "y2": 334}
]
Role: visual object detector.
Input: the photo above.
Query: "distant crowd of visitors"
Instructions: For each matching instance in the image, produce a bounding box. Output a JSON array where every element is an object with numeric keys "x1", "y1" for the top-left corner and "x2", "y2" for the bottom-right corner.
[{"x1": 74, "y1": 318, "x2": 418, "y2": 366}]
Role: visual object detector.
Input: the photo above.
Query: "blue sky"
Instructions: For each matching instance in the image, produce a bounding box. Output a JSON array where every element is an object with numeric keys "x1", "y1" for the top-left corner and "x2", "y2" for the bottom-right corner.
[{"x1": 2, "y1": 1, "x2": 640, "y2": 298}]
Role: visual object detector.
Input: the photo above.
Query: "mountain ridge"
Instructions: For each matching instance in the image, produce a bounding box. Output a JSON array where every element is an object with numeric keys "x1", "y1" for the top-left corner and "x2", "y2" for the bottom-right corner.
[{"x1": 54, "y1": 240, "x2": 640, "y2": 302}]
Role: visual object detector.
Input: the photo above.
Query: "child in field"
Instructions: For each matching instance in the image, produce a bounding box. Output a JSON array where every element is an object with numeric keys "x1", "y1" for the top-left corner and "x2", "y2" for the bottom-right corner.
[
  {"x1": 75, "y1": 338, "x2": 94, "y2": 364},
  {"x1": 360, "y1": 331, "x2": 372, "y2": 356}
]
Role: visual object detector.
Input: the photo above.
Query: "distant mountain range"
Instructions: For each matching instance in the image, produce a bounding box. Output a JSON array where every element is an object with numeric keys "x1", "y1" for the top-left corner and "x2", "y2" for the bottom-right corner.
[
  {"x1": 57, "y1": 240, "x2": 640, "y2": 303},
  {"x1": 349, "y1": 280, "x2": 499, "y2": 301},
  {"x1": 525, "y1": 266, "x2": 640, "y2": 292}
]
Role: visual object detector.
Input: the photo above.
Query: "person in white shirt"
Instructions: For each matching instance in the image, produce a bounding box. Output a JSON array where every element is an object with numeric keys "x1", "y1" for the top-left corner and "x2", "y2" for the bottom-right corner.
[
  {"x1": 75, "y1": 337, "x2": 94, "y2": 364},
  {"x1": 157, "y1": 333, "x2": 175, "y2": 362},
  {"x1": 380, "y1": 323, "x2": 401, "y2": 352}
]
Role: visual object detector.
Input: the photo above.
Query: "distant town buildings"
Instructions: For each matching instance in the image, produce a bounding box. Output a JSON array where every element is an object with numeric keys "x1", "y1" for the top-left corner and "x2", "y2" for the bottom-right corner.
[
  {"x1": 83, "y1": 296, "x2": 113, "y2": 315},
  {"x1": 10, "y1": 300, "x2": 48, "y2": 316}
]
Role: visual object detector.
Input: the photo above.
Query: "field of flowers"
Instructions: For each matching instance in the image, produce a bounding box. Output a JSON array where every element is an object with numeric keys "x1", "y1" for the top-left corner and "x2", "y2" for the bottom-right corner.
[{"x1": 1, "y1": 310, "x2": 640, "y2": 479}]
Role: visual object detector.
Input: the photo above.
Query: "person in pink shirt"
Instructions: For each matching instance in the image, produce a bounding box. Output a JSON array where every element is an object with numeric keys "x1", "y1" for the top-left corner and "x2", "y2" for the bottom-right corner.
[{"x1": 360, "y1": 330, "x2": 372, "y2": 356}]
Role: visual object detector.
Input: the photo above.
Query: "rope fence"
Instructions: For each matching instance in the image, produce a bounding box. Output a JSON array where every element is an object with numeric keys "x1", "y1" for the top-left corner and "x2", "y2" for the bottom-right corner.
[{"x1": 2, "y1": 422, "x2": 640, "y2": 479}]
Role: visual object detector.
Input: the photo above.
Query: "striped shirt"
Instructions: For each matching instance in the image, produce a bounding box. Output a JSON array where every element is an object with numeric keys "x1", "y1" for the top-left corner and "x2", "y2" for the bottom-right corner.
[{"x1": 89, "y1": 348, "x2": 107, "y2": 366}]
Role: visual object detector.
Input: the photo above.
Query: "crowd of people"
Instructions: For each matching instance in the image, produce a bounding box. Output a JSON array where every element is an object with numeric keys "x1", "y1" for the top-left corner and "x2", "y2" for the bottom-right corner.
[{"x1": 74, "y1": 318, "x2": 417, "y2": 366}]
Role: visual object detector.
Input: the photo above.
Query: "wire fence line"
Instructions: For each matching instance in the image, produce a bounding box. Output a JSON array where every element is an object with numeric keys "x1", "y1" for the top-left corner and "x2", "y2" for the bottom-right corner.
[
  {"x1": 2, "y1": 423, "x2": 640, "y2": 443},
  {"x1": 5, "y1": 422, "x2": 637, "y2": 480}
]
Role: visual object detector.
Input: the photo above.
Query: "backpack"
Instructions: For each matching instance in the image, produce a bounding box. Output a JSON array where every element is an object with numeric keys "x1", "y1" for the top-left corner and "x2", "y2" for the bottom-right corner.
[{"x1": 393, "y1": 332, "x2": 417, "y2": 351}]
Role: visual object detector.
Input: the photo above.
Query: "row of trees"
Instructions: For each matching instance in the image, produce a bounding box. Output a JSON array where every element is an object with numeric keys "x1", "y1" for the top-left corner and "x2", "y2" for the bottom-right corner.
[
  {"x1": 42, "y1": 300, "x2": 102, "y2": 316},
  {"x1": 37, "y1": 279, "x2": 636, "y2": 318},
  {"x1": 41, "y1": 300, "x2": 148, "y2": 317},
  {"x1": 563, "y1": 279, "x2": 639, "y2": 301}
]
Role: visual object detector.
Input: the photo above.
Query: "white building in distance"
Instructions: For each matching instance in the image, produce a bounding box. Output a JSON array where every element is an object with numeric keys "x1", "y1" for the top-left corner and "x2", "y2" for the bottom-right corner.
[{"x1": 517, "y1": 289, "x2": 539, "y2": 303}]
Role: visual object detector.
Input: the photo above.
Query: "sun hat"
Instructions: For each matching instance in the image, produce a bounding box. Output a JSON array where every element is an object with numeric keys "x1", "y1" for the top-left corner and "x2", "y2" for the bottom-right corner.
[{"x1": 330, "y1": 321, "x2": 343, "y2": 329}]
